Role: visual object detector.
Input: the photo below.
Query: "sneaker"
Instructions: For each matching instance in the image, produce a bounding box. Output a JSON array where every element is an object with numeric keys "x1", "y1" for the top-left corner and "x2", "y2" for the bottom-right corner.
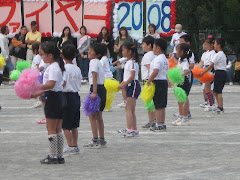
[
  {"x1": 173, "y1": 113, "x2": 179, "y2": 118},
  {"x1": 118, "y1": 101, "x2": 126, "y2": 108},
  {"x1": 200, "y1": 102, "x2": 208, "y2": 108},
  {"x1": 176, "y1": 118, "x2": 190, "y2": 126},
  {"x1": 37, "y1": 117, "x2": 46, "y2": 124},
  {"x1": 81, "y1": 79, "x2": 88, "y2": 84},
  {"x1": 118, "y1": 129, "x2": 127, "y2": 134},
  {"x1": 150, "y1": 124, "x2": 167, "y2": 132},
  {"x1": 57, "y1": 157, "x2": 65, "y2": 164},
  {"x1": 172, "y1": 117, "x2": 182, "y2": 126},
  {"x1": 229, "y1": 82, "x2": 233, "y2": 86},
  {"x1": 83, "y1": 140, "x2": 101, "y2": 149},
  {"x1": 8, "y1": 81, "x2": 15, "y2": 85},
  {"x1": 216, "y1": 108, "x2": 224, "y2": 114},
  {"x1": 99, "y1": 140, "x2": 107, "y2": 148},
  {"x1": 73, "y1": 147, "x2": 80, "y2": 153},
  {"x1": 188, "y1": 111, "x2": 192, "y2": 119},
  {"x1": 204, "y1": 106, "x2": 212, "y2": 112},
  {"x1": 63, "y1": 146, "x2": 76, "y2": 154},
  {"x1": 32, "y1": 101, "x2": 42, "y2": 108},
  {"x1": 142, "y1": 122, "x2": 154, "y2": 128},
  {"x1": 124, "y1": 130, "x2": 139, "y2": 137},
  {"x1": 40, "y1": 155, "x2": 58, "y2": 164}
]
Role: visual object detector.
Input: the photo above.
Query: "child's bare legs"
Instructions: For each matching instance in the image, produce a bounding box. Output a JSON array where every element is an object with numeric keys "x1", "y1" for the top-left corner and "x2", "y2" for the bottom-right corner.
[
  {"x1": 215, "y1": 93, "x2": 223, "y2": 108},
  {"x1": 63, "y1": 128, "x2": 78, "y2": 147},
  {"x1": 89, "y1": 113, "x2": 98, "y2": 139},
  {"x1": 148, "y1": 111, "x2": 155, "y2": 122},
  {"x1": 96, "y1": 111, "x2": 104, "y2": 138},
  {"x1": 122, "y1": 88, "x2": 127, "y2": 102},
  {"x1": 155, "y1": 108, "x2": 165, "y2": 124},
  {"x1": 72, "y1": 128, "x2": 78, "y2": 147},
  {"x1": 125, "y1": 97, "x2": 137, "y2": 129}
]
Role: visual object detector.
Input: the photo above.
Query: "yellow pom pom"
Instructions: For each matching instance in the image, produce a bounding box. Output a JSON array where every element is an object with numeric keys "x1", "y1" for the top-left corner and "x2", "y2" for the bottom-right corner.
[
  {"x1": 104, "y1": 92, "x2": 115, "y2": 111},
  {"x1": 140, "y1": 82, "x2": 155, "y2": 103},
  {"x1": 104, "y1": 79, "x2": 120, "y2": 93},
  {"x1": 0, "y1": 56, "x2": 6, "y2": 67}
]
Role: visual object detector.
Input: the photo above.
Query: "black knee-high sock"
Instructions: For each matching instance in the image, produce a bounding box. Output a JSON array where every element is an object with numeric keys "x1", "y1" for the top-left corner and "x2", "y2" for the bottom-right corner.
[{"x1": 0, "y1": 74, "x2": 3, "y2": 85}]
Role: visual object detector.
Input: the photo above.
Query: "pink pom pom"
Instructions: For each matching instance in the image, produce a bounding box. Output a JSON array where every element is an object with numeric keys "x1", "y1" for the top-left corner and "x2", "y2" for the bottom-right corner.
[{"x1": 14, "y1": 69, "x2": 41, "y2": 99}]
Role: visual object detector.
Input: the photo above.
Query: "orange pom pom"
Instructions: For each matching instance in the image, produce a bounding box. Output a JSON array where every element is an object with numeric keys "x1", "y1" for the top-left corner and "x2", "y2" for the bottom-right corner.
[
  {"x1": 198, "y1": 73, "x2": 214, "y2": 83},
  {"x1": 192, "y1": 66, "x2": 204, "y2": 79},
  {"x1": 168, "y1": 59, "x2": 177, "y2": 69}
]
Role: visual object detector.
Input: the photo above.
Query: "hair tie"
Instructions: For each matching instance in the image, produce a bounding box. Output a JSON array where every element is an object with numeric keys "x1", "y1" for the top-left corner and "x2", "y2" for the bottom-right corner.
[{"x1": 186, "y1": 50, "x2": 189, "y2": 55}]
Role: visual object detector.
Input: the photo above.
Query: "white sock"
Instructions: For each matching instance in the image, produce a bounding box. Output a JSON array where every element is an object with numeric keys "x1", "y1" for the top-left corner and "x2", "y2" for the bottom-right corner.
[
  {"x1": 57, "y1": 133, "x2": 64, "y2": 158},
  {"x1": 48, "y1": 134, "x2": 57, "y2": 158}
]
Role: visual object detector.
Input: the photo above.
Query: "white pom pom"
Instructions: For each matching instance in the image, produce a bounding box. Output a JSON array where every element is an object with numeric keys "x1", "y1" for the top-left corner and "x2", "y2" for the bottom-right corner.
[{"x1": 113, "y1": 28, "x2": 118, "y2": 33}]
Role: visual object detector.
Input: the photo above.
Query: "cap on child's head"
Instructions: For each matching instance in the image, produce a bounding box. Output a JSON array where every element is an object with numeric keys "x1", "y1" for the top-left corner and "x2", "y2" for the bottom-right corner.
[{"x1": 175, "y1": 24, "x2": 182, "y2": 33}]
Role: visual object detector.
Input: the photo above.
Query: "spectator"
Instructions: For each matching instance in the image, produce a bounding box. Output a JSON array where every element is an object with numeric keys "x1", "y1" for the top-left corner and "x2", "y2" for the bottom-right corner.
[
  {"x1": 57, "y1": 26, "x2": 75, "y2": 52},
  {"x1": 226, "y1": 59, "x2": 233, "y2": 85},
  {"x1": 25, "y1": 21, "x2": 41, "y2": 61},
  {"x1": 77, "y1": 26, "x2": 91, "y2": 83},
  {"x1": 235, "y1": 59, "x2": 240, "y2": 84},
  {"x1": 10, "y1": 26, "x2": 27, "y2": 67},
  {"x1": 145, "y1": 24, "x2": 160, "y2": 39},
  {"x1": 170, "y1": 24, "x2": 186, "y2": 58}
]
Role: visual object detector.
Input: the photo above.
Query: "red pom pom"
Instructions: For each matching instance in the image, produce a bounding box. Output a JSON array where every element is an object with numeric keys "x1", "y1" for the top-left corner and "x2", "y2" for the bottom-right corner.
[
  {"x1": 46, "y1": 32, "x2": 52, "y2": 37},
  {"x1": 41, "y1": 33, "x2": 46, "y2": 38}
]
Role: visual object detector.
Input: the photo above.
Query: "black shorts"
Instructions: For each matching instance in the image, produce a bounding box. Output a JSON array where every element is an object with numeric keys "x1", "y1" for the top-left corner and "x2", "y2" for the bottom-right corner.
[
  {"x1": 126, "y1": 80, "x2": 141, "y2": 99},
  {"x1": 90, "y1": 85, "x2": 106, "y2": 112},
  {"x1": 62, "y1": 92, "x2": 81, "y2": 130},
  {"x1": 153, "y1": 80, "x2": 168, "y2": 109},
  {"x1": 213, "y1": 70, "x2": 227, "y2": 94},
  {"x1": 188, "y1": 71, "x2": 194, "y2": 92},
  {"x1": 178, "y1": 76, "x2": 190, "y2": 96},
  {"x1": 44, "y1": 91, "x2": 65, "y2": 119}
]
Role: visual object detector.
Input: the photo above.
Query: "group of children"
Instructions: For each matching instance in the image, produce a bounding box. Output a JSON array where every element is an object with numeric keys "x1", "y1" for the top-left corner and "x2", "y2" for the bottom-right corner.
[{"x1": 25, "y1": 31, "x2": 228, "y2": 164}]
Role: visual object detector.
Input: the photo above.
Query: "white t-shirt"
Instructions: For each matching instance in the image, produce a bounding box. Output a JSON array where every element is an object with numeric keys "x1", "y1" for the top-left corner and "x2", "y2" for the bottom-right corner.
[
  {"x1": 63, "y1": 58, "x2": 77, "y2": 66},
  {"x1": 204, "y1": 50, "x2": 216, "y2": 67},
  {"x1": 31, "y1": 54, "x2": 42, "y2": 69},
  {"x1": 145, "y1": 33, "x2": 160, "y2": 39},
  {"x1": 201, "y1": 51, "x2": 207, "y2": 63},
  {"x1": 123, "y1": 59, "x2": 139, "y2": 82},
  {"x1": 178, "y1": 58, "x2": 189, "y2": 73},
  {"x1": 211, "y1": 51, "x2": 227, "y2": 71},
  {"x1": 100, "y1": 56, "x2": 113, "y2": 79},
  {"x1": 141, "y1": 51, "x2": 156, "y2": 80},
  {"x1": 39, "y1": 59, "x2": 49, "y2": 72},
  {"x1": 63, "y1": 64, "x2": 82, "y2": 92},
  {"x1": 170, "y1": 32, "x2": 187, "y2": 53},
  {"x1": 43, "y1": 62, "x2": 63, "y2": 92},
  {"x1": 88, "y1": 59, "x2": 105, "y2": 85},
  {"x1": 149, "y1": 54, "x2": 169, "y2": 80}
]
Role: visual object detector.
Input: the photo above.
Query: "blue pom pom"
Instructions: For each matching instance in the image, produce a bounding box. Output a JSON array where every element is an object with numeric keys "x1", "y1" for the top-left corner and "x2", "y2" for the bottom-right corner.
[{"x1": 110, "y1": 66, "x2": 116, "y2": 73}]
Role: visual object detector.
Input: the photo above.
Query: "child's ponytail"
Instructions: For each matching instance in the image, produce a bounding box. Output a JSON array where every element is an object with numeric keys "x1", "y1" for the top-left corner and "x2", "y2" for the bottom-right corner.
[{"x1": 177, "y1": 43, "x2": 192, "y2": 63}]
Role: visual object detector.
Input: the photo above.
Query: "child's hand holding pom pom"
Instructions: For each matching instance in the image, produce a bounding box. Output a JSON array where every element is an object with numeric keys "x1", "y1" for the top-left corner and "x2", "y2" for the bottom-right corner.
[{"x1": 84, "y1": 93, "x2": 101, "y2": 116}]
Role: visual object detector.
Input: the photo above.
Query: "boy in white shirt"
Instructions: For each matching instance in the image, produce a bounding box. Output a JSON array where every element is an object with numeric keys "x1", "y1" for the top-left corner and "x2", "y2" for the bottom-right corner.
[
  {"x1": 141, "y1": 36, "x2": 157, "y2": 128},
  {"x1": 62, "y1": 44, "x2": 82, "y2": 154},
  {"x1": 100, "y1": 44, "x2": 113, "y2": 79},
  {"x1": 31, "y1": 43, "x2": 41, "y2": 69}
]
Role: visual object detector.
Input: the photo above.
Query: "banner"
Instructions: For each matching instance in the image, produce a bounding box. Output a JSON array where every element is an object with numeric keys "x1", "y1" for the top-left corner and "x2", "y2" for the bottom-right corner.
[
  {"x1": 23, "y1": 0, "x2": 52, "y2": 36},
  {"x1": 0, "y1": 0, "x2": 21, "y2": 37}
]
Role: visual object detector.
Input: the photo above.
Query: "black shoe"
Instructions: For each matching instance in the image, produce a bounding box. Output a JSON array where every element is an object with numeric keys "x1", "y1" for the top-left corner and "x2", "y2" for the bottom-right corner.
[
  {"x1": 150, "y1": 124, "x2": 167, "y2": 132},
  {"x1": 40, "y1": 155, "x2": 58, "y2": 164},
  {"x1": 58, "y1": 157, "x2": 65, "y2": 164}
]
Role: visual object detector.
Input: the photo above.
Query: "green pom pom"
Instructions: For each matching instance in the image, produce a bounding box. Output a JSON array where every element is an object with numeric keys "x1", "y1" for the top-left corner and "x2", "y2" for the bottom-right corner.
[
  {"x1": 145, "y1": 100, "x2": 155, "y2": 112},
  {"x1": 16, "y1": 60, "x2": 31, "y2": 72},
  {"x1": 10, "y1": 70, "x2": 21, "y2": 80},
  {"x1": 167, "y1": 67, "x2": 184, "y2": 85},
  {"x1": 173, "y1": 87, "x2": 187, "y2": 103}
]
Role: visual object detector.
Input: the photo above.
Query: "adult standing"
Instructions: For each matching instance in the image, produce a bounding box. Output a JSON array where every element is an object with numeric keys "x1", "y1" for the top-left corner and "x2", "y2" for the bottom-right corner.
[
  {"x1": 145, "y1": 24, "x2": 160, "y2": 39},
  {"x1": 57, "y1": 26, "x2": 75, "y2": 51},
  {"x1": 0, "y1": 26, "x2": 15, "y2": 84},
  {"x1": 10, "y1": 26, "x2": 27, "y2": 67},
  {"x1": 25, "y1": 21, "x2": 41, "y2": 61},
  {"x1": 170, "y1": 24, "x2": 186, "y2": 58},
  {"x1": 77, "y1": 26, "x2": 91, "y2": 83}
]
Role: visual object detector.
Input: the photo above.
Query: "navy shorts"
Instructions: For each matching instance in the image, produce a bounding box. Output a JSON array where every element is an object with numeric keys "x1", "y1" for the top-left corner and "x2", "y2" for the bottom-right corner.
[
  {"x1": 213, "y1": 70, "x2": 227, "y2": 94},
  {"x1": 188, "y1": 71, "x2": 194, "y2": 92},
  {"x1": 62, "y1": 92, "x2": 81, "y2": 130},
  {"x1": 126, "y1": 80, "x2": 141, "y2": 99},
  {"x1": 153, "y1": 80, "x2": 168, "y2": 109},
  {"x1": 178, "y1": 76, "x2": 190, "y2": 96},
  {"x1": 44, "y1": 91, "x2": 65, "y2": 119},
  {"x1": 90, "y1": 85, "x2": 106, "y2": 112}
]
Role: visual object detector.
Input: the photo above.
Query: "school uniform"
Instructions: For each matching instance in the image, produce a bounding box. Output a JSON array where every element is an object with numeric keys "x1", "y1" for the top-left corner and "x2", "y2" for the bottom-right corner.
[
  {"x1": 88, "y1": 58, "x2": 106, "y2": 111},
  {"x1": 150, "y1": 54, "x2": 169, "y2": 109},
  {"x1": 123, "y1": 59, "x2": 141, "y2": 99},
  {"x1": 100, "y1": 56, "x2": 113, "y2": 79},
  {"x1": 43, "y1": 62, "x2": 64, "y2": 119},
  {"x1": 141, "y1": 51, "x2": 156, "y2": 81},
  {"x1": 62, "y1": 63, "x2": 82, "y2": 130},
  {"x1": 178, "y1": 58, "x2": 190, "y2": 96},
  {"x1": 31, "y1": 54, "x2": 42, "y2": 69},
  {"x1": 211, "y1": 51, "x2": 227, "y2": 94}
]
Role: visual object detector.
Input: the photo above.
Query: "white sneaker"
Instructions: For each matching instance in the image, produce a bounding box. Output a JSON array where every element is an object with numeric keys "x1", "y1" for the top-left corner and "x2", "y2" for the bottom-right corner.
[
  {"x1": 200, "y1": 102, "x2": 208, "y2": 108},
  {"x1": 8, "y1": 81, "x2": 15, "y2": 85},
  {"x1": 63, "y1": 146, "x2": 74, "y2": 153},
  {"x1": 204, "y1": 106, "x2": 212, "y2": 112},
  {"x1": 118, "y1": 101, "x2": 126, "y2": 108},
  {"x1": 83, "y1": 140, "x2": 101, "y2": 149},
  {"x1": 32, "y1": 101, "x2": 42, "y2": 108},
  {"x1": 229, "y1": 82, "x2": 233, "y2": 86},
  {"x1": 173, "y1": 113, "x2": 179, "y2": 118},
  {"x1": 172, "y1": 117, "x2": 182, "y2": 126},
  {"x1": 176, "y1": 118, "x2": 190, "y2": 126}
]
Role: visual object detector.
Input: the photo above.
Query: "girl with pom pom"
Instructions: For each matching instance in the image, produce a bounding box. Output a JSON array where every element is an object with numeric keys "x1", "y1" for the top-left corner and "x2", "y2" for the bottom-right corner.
[
  {"x1": 200, "y1": 38, "x2": 227, "y2": 114},
  {"x1": 83, "y1": 43, "x2": 107, "y2": 148},
  {"x1": 118, "y1": 42, "x2": 141, "y2": 137},
  {"x1": 146, "y1": 38, "x2": 169, "y2": 132},
  {"x1": 171, "y1": 43, "x2": 192, "y2": 126},
  {"x1": 31, "y1": 42, "x2": 66, "y2": 164},
  {"x1": 141, "y1": 36, "x2": 157, "y2": 129},
  {"x1": 199, "y1": 36, "x2": 216, "y2": 112}
]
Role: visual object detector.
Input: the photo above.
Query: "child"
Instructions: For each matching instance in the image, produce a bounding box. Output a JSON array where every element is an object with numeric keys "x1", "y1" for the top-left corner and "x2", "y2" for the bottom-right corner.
[
  {"x1": 62, "y1": 44, "x2": 82, "y2": 154},
  {"x1": 118, "y1": 42, "x2": 141, "y2": 137},
  {"x1": 171, "y1": 43, "x2": 192, "y2": 126},
  {"x1": 84, "y1": 43, "x2": 107, "y2": 148},
  {"x1": 200, "y1": 37, "x2": 216, "y2": 112},
  {"x1": 141, "y1": 36, "x2": 156, "y2": 128},
  {"x1": 31, "y1": 42, "x2": 65, "y2": 164},
  {"x1": 147, "y1": 38, "x2": 169, "y2": 131},
  {"x1": 201, "y1": 38, "x2": 227, "y2": 114},
  {"x1": 100, "y1": 44, "x2": 113, "y2": 79}
]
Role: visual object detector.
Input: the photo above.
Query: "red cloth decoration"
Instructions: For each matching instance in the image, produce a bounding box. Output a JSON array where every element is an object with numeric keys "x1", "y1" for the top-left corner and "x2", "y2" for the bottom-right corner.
[{"x1": 0, "y1": 0, "x2": 20, "y2": 2}]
